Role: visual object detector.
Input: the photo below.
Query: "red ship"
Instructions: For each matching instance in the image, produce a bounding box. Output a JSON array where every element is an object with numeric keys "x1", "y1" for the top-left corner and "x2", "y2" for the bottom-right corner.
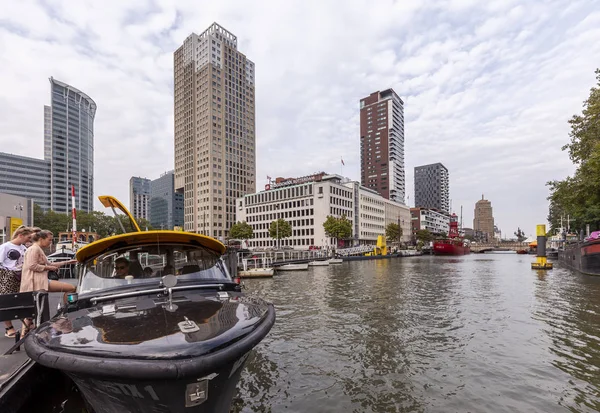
[{"x1": 433, "y1": 214, "x2": 471, "y2": 255}]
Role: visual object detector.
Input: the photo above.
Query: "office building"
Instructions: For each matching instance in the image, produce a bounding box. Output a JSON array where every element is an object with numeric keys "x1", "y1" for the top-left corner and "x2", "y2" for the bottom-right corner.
[
  {"x1": 359, "y1": 88, "x2": 405, "y2": 204},
  {"x1": 473, "y1": 195, "x2": 494, "y2": 240},
  {"x1": 410, "y1": 207, "x2": 450, "y2": 236},
  {"x1": 236, "y1": 173, "x2": 411, "y2": 249},
  {"x1": 0, "y1": 78, "x2": 95, "y2": 213},
  {"x1": 149, "y1": 171, "x2": 184, "y2": 230},
  {"x1": 414, "y1": 163, "x2": 449, "y2": 213},
  {"x1": 129, "y1": 177, "x2": 151, "y2": 221},
  {"x1": 0, "y1": 153, "x2": 51, "y2": 210},
  {"x1": 0, "y1": 193, "x2": 34, "y2": 243},
  {"x1": 174, "y1": 23, "x2": 256, "y2": 240},
  {"x1": 46, "y1": 77, "x2": 96, "y2": 213}
]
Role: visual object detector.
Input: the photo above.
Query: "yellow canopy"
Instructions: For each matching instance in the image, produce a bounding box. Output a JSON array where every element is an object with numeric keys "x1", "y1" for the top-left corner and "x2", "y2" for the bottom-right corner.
[
  {"x1": 529, "y1": 240, "x2": 538, "y2": 247},
  {"x1": 76, "y1": 230, "x2": 226, "y2": 262}
]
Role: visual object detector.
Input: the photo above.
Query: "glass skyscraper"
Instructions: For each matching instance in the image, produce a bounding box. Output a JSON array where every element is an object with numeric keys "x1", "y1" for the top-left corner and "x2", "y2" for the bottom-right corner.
[
  {"x1": 45, "y1": 77, "x2": 96, "y2": 213},
  {"x1": 150, "y1": 171, "x2": 184, "y2": 230}
]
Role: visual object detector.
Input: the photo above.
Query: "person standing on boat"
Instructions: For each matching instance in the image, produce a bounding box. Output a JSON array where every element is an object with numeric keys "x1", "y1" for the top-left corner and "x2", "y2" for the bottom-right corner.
[
  {"x1": 20, "y1": 230, "x2": 76, "y2": 330},
  {"x1": 0, "y1": 226, "x2": 34, "y2": 338}
]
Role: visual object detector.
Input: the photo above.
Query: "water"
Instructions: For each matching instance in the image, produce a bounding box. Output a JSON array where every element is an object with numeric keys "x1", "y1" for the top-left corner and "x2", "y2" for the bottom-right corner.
[
  {"x1": 24, "y1": 254, "x2": 600, "y2": 412},
  {"x1": 231, "y1": 254, "x2": 600, "y2": 413}
]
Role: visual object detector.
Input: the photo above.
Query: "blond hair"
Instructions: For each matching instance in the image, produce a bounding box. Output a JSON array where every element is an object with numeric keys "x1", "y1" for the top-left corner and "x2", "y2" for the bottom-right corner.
[{"x1": 12, "y1": 226, "x2": 34, "y2": 239}]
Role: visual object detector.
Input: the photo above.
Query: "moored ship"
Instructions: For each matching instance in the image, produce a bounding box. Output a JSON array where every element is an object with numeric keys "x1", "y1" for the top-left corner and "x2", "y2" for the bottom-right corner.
[
  {"x1": 433, "y1": 215, "x2": 470, "y2": 256},
  {"x1": 558, "y1": 232, "x2": 600, "y2": 276}
]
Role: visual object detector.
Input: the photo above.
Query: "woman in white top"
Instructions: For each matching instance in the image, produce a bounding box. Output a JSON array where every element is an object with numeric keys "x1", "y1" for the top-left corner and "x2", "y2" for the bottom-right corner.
[{"x1": 0, "y1": 226, "x2": 34, "y2": 338}]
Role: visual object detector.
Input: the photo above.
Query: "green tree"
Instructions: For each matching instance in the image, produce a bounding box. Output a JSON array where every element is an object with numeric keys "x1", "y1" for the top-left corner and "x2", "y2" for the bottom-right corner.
[
  {"x1": 416, "y1": 229, "x2": 434, "y2": 243},
  {"x1": 547, "y1": 68, "x2": 600, "y2": 232},
  {"x1": 229, "y1": 221, "x2": 254, "y2": 240},
  {"x1": 322, "y1": 215, "x2": 352, "y2": 243},
  {"x1": 269, "y1": 218, "x2": 292, "y2": 241},
  {"x1": 514, "y1": 227, "x2": 526, "y2": 242},
  {"x1": 385, "y1": 222, "x2": 403, "y2": 245}
]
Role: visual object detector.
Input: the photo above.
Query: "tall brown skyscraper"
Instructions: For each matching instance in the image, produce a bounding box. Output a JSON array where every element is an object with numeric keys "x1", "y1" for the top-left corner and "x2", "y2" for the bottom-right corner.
[
  {"x1": 473, "y1": 195, "x2": 494, "y2": 239},
  {"x1": 359, "y1": 89, "x2": 405, "y2": 204},
  {"x1": 174, "y1": 23, "x2": 256, "y2": 239}
]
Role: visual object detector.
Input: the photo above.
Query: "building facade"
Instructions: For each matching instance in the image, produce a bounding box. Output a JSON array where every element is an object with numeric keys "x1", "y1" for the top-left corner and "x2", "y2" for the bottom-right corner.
[
  {"x1": 149, "y1": 171, "x2": 184, "y2": 230},
  {"x1": 0, "y1": 153, "x2": 51, "y2": 210},
  {"x1": 359, "y1": 88, "x2": 405, "y2": 204},
  {"x1": 174, "y1": 23, "x2": 256, "y2": 240},
  {"x1": 414, "y1": 162, "x2": 449, "y2": 213},
  {"x1": 0, "y1": 193, "x2": 34, "y2": 243},
  {"x1": 129, "y1": 177, "x2": 151, "y2": 221},
  {"x1": 473, "y1": 195, "x2": 494, "y2": 241},
  {"x1": 410, "y1": 207, "x2": 450, "y2": 236},
  {"x1": 236, "y1": 173, "x2": 411, "y2": 249},
  {"x1": 46, "y1": 77, "x2": 96, "y2": 213}
]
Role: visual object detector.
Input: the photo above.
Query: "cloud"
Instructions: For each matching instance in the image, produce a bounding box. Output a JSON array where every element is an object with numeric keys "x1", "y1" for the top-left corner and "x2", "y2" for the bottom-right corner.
[{"x1": 0, "y1": 0, "x2": 598, "y2": 237}]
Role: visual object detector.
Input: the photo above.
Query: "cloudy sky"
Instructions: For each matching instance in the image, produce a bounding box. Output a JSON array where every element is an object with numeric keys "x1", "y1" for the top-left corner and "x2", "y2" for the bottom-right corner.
[{"x1": 1, "y1": 0, "x2": 599, "y2": 237}]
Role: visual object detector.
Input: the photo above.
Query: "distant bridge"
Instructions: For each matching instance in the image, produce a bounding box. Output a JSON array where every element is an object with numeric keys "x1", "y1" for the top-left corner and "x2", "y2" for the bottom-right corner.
[{"x1": 470, "y1": 242, "x2": 529, "y2": 253}]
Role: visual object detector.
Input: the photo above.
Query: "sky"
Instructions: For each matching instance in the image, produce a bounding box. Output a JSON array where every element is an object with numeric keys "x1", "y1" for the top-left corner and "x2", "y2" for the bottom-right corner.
[{"x1": 1, "y1": 0, "x2": 599, "y2": 238}]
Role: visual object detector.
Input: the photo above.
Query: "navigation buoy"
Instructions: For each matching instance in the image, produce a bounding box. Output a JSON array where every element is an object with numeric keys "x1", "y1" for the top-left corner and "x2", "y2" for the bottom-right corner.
[{"x1": 531, "y1": 224, "x2": 553, "y2": 270}]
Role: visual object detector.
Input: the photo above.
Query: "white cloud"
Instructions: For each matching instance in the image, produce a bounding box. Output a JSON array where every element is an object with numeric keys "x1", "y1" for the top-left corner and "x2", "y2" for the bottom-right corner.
[{"x1": 0, "y1": 0, "x2": 598, "y2": 237}]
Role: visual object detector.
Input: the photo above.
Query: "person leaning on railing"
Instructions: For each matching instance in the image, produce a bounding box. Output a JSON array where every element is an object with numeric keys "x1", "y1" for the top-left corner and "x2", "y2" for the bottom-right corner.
[
  {"x1": 0, "y1": 226, "x2": 35, "y2": 338},
  {"x1": 20, "y1": 230, "x2": 76, "y2": 335}
]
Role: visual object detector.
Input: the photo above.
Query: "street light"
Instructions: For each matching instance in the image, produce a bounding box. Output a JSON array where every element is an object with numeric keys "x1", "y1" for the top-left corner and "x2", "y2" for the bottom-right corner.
[{"x1": 14, "y1": 203, "x2": 23, "y2": 219}]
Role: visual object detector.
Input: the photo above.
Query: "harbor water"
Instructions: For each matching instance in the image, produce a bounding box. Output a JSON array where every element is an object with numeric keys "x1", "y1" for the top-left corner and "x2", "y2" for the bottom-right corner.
[
  {"x1": 231, "y1": 254, "x2": 600, "y2": 413},
  {"x1": 24, "y1": 253, "x2": 600, "y2": 412}
]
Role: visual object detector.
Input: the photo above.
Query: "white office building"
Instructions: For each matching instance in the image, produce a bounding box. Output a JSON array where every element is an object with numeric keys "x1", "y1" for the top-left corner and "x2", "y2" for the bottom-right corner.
[{"x1": 236, "y1": 173, "x2": 411, "y2": 249}]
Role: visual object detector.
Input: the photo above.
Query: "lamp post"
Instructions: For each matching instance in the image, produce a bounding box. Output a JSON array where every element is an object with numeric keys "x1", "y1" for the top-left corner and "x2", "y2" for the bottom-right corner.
[{"x1": 14, "y1": 203, "x2": 23, "y2": 219}]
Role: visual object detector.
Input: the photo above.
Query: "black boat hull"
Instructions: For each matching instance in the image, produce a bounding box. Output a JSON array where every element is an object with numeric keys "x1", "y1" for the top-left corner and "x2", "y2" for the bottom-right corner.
[
  {"x1": 69, "y1": 354, "x2": 249, "y2": 413},
  {"x1": 558, "y1": 240, "x2": 600, "y2": 276}
]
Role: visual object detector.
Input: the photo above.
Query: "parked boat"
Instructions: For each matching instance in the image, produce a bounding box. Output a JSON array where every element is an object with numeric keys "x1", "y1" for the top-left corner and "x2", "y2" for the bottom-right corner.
[
  {"x1": 558, "y1": 239, "x2": 600, "y2": 276},
  {"x1": 327, "y1": 258, "x2": 343, "y2": 264},
  {"x1": 238, "y1": 268, "x2": 275, "y2": 278},
  {"x1": 25, "y1": 196, "x2": 275, "y2": 413},
  {"x1": 308, "y1": 260, "x2": 330, "y2": 266},
  {"x1": 433, "y1": 215, "x2": 470, "y2": 256},
  {"x1": 277, "y1": 263, "x2": 309, "y2": 271}
]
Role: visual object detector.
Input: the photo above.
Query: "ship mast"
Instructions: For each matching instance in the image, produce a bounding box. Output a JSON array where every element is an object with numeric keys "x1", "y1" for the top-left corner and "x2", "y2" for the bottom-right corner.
[{"x1": 71, "y1": 185, "x2": 77, "y2": 250}]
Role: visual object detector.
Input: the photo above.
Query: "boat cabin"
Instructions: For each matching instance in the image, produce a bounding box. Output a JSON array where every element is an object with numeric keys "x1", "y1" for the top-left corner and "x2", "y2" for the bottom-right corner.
[{"x1": 75, "y1": 231, "x2": 231, "y2": 296}]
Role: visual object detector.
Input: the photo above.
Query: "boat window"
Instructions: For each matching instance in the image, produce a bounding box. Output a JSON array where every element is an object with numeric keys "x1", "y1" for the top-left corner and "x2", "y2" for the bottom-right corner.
[{"x1": 78, "y1": 243, "x2": 229, "y2": 295}]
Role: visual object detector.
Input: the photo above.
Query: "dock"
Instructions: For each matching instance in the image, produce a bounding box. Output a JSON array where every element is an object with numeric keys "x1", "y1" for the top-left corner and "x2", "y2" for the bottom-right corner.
[{"x1": 0, "y1": 288, "x2": 70, "y2": 413}]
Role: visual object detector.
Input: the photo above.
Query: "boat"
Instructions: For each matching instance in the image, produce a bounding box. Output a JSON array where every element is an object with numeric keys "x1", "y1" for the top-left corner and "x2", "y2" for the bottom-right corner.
[
  {"x1": 46, "y1": 248, "x2": 77, "y2": 279},
  {"x1": 327, "y1": 258, "x2": 343, "y2": 264},
  {"x1": 308, "y1": 260, "x2": 330, "y2": 266},
  {"x1": 433, "y1": 214, "x2": 470, "y2": 255},
  {"x1": 238, "y1": 268, "x2": 275, "y2": 278},
  {"x1": 516, "y1": 249, "x2": 528, "y2": 254},
  {"x1": 276, "y1": 263, "x2": 309, "y2": 271},
  {"x1": 55, "y1": 230, "x2": 100, "y2": 252},
  {"x1": 25, "y1": 196, "x2": 275, "y2": 413},
  {"x1": 558, "y1": 231, "x2": 600, "y2": 276}
]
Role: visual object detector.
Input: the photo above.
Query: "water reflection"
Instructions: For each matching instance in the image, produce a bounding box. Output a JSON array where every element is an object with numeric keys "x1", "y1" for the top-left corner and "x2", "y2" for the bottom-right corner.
[{"x1": 234, "y1": 255, "x2": 600, "y2": 413}]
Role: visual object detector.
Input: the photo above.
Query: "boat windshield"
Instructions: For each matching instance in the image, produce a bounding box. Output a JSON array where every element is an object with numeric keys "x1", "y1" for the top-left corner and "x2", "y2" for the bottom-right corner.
[{"x1": 78, "y1": 243, "x2": 229, "y2": 295}]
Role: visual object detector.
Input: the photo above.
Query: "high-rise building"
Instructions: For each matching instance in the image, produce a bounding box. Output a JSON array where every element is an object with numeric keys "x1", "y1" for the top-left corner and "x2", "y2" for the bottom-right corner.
[
  {"x1": 46, "y1": 77, "x2": 96, "y2": 213},
  {"x1": 174, "y1": 23, "x2": 256, "y2": 239},
  {"x1": 414, "y1": 163, "x2": 449, "y2": 213},
  {"x1": 149, "y1": 171, "x2": 184, "y2": 230},
  {"x1": 0, "y1": 77, "x2": 95, "y2": 212},
  {"x1": 473, "y1": 195, "x2": 494, "y2": 240},
  {"x1": 359, "y1": 88, "x2": 405, "y2": 204},
  {"x1": 129, "y1": 177, "x2": 151, "y2": 221}
]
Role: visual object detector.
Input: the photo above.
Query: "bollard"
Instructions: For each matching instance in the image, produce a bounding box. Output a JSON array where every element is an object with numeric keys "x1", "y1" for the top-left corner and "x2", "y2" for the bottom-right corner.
[{"x1": 532, "y1": 224, "x2": 553, "y2": 270}]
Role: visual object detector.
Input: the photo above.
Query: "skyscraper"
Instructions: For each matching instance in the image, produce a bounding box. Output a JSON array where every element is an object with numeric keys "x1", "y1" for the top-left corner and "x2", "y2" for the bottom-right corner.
[
  {"x1": 174, "y1": 23, "x2": 256, "y2": 239},
  {"x1": 0, "y1": 77, "x2": 95, "y2": 212},
  {"x1": 45, "y1": 77, "x2": 96, "y2": 213},
  {"x1": 149, "y1": 171, "x2": 184, "y2": 230},
  {"x1": 129, "y1": 177, "x2": 151, "y2": 221},
  {"x1": 474, "y1": 195, "x2": 494, "y2": 240},
  {"x1": 414, "y1": 163, "x2": 449, "y2": 213},
  {"x1": 359, "y1": 89, "x2": 405, "y2": 204}
]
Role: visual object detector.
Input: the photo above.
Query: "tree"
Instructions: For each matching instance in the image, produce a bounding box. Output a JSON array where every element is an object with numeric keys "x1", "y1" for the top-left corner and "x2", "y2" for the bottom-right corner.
[
  {"x1": 269, "y1": 218, "x2": 292, "y2": 242},
  {"x1": 415, "y1": 229, "x2": 434, "y2": 243},
  {"x1": 385, "y1": 222, "x2": 403, "y2": 245},
  {"x1": 230, "y1": 221, "x2": 254, "y2": 240},
  {"x1": 322, "y1": 215, "x2": 353, "y2": 244},
  {"x1": 547, "y1": 68, "x2": 600, "y2": 233},
  {"x1": 514, "y1": 227, "x2": 526, "y2": 242}
]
